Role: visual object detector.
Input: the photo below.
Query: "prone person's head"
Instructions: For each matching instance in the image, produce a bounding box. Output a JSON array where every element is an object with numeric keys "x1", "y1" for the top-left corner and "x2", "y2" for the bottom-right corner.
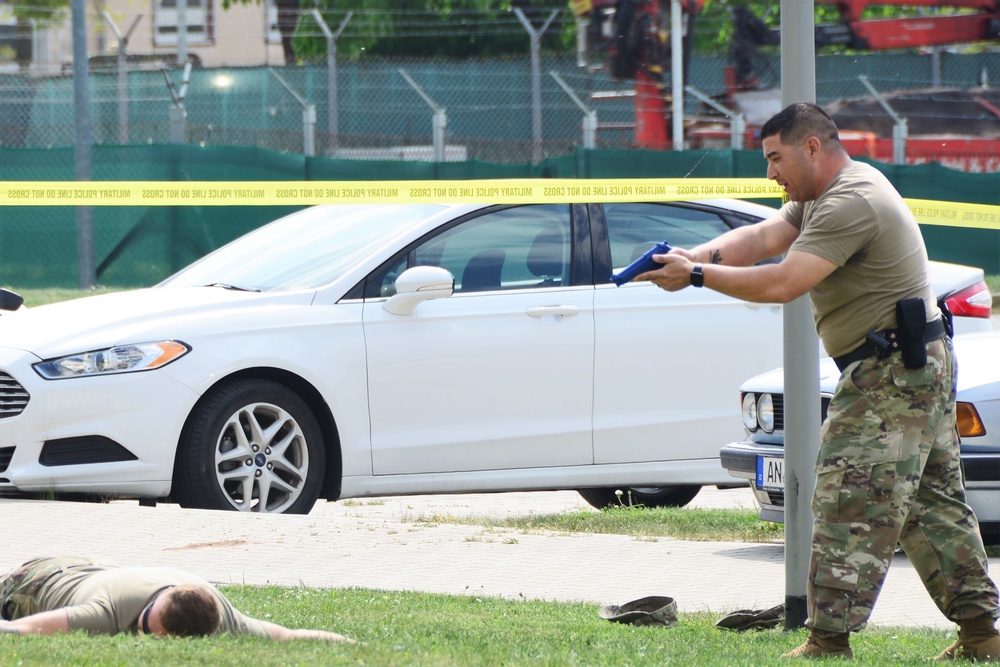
[{"x1": 144, "y1": 584, "x2": 222, "y2": 637}]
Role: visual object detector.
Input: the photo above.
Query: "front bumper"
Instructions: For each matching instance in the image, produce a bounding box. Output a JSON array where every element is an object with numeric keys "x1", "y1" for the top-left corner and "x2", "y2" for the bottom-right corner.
[
  {"x1": 0, "y1": 346, "x2": 201, "y2": 499},
  {"x1": 721, "y1": 440, "x2": 1000, "y2": 528},
  {"x1": 720, "y1": 440, "x2": 786, "y2": 523}
]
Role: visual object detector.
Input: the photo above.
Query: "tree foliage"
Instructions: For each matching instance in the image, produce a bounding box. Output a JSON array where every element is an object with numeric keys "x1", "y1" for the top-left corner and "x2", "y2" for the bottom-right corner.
[
  {"x1": 222, "y1": 0, "x2": 574, "y2": 64},
  {"x1": 219, "y1": 0, "x2": 993, "y2": 65}
]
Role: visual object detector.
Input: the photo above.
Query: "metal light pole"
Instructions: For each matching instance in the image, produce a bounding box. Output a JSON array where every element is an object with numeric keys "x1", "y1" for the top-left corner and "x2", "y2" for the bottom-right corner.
[
  {"x1": 670, "y1": 0, "x2": 684, "y2": 150},
  {"x1": 72, "y1": 0, "x2": 94, "y2": 288},
  {"x1": 177, "y1": 0, "x2": 187, "y2": 65},
  {"x1": 781, "y1": 0, "x2": 821, "y2": 632}
]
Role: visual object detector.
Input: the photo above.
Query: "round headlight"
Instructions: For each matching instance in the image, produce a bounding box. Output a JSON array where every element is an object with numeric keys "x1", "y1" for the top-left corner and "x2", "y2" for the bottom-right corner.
[
  {"x1": 758, "y1": 393, "x2": 775, "y2": 433},
  {"x1": 741, "y1": 393, "x2": 757, "y2": 431}
]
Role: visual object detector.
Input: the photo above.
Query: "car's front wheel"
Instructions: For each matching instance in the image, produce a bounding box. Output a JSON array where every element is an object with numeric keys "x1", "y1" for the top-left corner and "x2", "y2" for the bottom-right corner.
[
  {"x1": 173, "y1": 378, "x2": 325, "y2": 514},
  {"x1": 578, "y1": 485, "x2": 701, "y2": 510}
]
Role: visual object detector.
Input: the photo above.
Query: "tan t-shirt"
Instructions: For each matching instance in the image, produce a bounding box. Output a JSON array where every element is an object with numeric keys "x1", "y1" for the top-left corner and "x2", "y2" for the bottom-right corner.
[
  {"x1": 35, "y1": 564, "x2": 271, "y2": 637},
  {"x1": 780, "y1": 160, "x2": 939, "y2": 358}
]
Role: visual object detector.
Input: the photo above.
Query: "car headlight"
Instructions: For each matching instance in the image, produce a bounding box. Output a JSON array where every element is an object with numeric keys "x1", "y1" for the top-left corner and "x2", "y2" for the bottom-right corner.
[
  {"x1": 757, "y1": 393, "x2": 775, "y2": 433},
  {"x1": 33, "y1": 341, "x2": 191, "y2": 379},
  {"x1": 742, "y1": 393, "x2": 757, "y2": 432}
]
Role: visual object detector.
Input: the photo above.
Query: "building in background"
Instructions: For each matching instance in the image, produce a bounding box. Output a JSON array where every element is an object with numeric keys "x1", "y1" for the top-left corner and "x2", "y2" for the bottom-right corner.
[{"x1": 0, "y1": 0, "x2": 285, "y2": 75}]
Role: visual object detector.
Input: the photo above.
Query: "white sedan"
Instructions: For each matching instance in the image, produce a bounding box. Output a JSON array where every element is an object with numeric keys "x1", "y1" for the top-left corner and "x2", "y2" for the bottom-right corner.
[{"x1": 0, "y1": 200, "x2": 991, "y2": 513}]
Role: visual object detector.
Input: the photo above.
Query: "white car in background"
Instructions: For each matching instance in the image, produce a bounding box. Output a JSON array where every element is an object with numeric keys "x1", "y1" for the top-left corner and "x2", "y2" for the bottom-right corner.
[
  {"x1": 0, "y1": 200, "x2": 991, "y2": 513},
  {"x1": 722, "y1": 329, "x2": 1000, "y2": 542}
]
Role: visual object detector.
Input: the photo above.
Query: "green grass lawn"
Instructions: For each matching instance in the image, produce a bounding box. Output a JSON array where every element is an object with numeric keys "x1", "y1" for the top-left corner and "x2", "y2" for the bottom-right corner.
[{"x1": 0, "y1": 586, "x2": 963, "y2": 666}]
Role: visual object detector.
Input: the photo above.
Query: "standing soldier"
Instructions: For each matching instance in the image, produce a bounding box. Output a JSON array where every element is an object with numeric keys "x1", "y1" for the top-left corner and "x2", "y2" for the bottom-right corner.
[{"x1": 638, "y1": 102, "x2": 1000, "y2": 661}]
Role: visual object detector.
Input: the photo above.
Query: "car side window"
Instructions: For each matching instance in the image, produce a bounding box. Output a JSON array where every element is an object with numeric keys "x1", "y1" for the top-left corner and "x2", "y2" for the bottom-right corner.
[
  {"x1": 604, "y1": 203, "x2": 733, "y2": 269},
  {"x1": 370, "y1": 205, "x2": 572, "y2": 296}
]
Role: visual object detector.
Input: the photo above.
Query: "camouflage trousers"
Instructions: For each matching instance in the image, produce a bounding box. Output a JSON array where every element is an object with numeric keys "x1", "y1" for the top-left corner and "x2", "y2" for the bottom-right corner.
[
  {"x1": 808, "y1": 337, "x2": 999, "y2": 634},
  {"x1": 0, "y1": 556, "x2": 97, "y2": 620}
]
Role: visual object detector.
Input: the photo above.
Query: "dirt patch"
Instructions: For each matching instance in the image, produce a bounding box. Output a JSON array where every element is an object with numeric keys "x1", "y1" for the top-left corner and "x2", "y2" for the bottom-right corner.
[{"x1": 164, "y1": 539, "x2": 254, "y2": 551}]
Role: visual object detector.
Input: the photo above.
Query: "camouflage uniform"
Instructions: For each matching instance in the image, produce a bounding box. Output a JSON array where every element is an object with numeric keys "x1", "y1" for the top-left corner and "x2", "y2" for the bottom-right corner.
[
  {"x1": 808, "y1": 337, "x2": 999, "y2": 633},
  {"x1": 0, "y1": 556, "x2": 99, "y2": 620}
]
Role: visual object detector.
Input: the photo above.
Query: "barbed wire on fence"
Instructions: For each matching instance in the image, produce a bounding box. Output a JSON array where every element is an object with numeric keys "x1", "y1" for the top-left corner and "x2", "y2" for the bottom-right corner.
[{"x1": 0, "y1": 4, "x2": 996, "y2": 169}]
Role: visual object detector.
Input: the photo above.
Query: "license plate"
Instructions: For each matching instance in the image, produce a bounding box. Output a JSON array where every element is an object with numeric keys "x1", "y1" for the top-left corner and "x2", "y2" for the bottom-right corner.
[{"x1": 756, "y1": 456, "x2": 784, "y2": 490}]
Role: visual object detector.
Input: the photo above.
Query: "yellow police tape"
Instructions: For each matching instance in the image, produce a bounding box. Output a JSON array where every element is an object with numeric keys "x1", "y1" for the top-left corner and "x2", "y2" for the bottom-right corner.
[
  {"x1": 0, "y1": 179, "x2": 997, "y2": 230},
  {"x1": 906, "y1": 198, "x2": 1000, "y2": 230},
  {"x1": 0, "y1": 178, "x2": 782, "y2": 206}
]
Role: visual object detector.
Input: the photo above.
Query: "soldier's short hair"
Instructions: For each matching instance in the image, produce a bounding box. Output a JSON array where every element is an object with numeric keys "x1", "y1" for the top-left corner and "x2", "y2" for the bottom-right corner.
[
  {"x1": 761, "y1": 102, "x2": 843, "y2": 151},
  {"x1": 159, "y1": 585, "x2": 222, "y2": 637}
]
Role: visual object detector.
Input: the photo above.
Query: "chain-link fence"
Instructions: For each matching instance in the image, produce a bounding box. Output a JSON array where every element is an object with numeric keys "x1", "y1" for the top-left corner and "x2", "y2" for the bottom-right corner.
[{"x1": 2, "y1": 49, "x2": 998, "y2": 165}]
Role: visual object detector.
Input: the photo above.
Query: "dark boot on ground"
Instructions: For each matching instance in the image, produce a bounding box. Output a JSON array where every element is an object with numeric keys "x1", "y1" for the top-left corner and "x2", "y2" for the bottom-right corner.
[
  {"x1": 936, "y1": 615, "x2": 1000, "y2": 661},
  {"x1": 782, "y1": 628, "x2": 853, "y2": 659}
]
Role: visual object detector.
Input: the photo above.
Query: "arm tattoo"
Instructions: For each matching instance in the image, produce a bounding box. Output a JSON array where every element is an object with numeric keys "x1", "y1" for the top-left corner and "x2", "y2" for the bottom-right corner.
[{"x1": 708, "y1": 249, "x2": 723, "y2": 265}]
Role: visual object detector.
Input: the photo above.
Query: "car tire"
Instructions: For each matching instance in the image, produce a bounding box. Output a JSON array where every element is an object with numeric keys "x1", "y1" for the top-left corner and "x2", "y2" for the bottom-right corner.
[
  {"x1": 578, "y1": 485, "x2": 701, "y2": 510},
  {"x1": 173, "y1": 378, "x2": 325, "y2": 514}
]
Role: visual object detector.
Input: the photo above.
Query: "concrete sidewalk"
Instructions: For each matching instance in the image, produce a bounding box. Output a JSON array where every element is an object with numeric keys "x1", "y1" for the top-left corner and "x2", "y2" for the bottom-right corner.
[{"x1": 0, "y1": 487, "x2": 973, "y2": 630}]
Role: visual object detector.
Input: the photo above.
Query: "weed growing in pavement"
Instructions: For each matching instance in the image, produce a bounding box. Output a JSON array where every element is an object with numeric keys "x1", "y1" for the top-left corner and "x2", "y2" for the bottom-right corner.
[{"x1": 412, "y1": 506, "x2": 785, "y2": 543}]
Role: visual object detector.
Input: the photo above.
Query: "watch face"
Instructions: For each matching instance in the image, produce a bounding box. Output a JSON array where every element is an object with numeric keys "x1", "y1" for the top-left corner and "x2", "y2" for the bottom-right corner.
[{"x1": 690, "y1": 265, "x2": 704, "y2": 287}]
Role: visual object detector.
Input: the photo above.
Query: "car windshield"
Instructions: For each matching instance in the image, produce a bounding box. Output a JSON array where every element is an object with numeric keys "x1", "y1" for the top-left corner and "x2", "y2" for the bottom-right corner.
[{"x1": 160, "y1": 204, "x2": 445, "y2": 291}]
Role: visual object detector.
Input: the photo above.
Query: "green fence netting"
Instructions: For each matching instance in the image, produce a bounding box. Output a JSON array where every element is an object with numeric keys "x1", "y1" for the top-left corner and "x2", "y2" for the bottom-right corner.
[{"x1": 0, "y1": 144, "x2": 997, "y2": 288}]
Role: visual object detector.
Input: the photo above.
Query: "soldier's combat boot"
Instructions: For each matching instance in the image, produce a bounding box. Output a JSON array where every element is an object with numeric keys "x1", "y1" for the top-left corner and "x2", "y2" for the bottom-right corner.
[
  {"x1": 782, "y1": 628, "x2": 853, "y2": 659},
  {"x1": 935, "y1": 615, "x2": 1000, "y2": 661}
]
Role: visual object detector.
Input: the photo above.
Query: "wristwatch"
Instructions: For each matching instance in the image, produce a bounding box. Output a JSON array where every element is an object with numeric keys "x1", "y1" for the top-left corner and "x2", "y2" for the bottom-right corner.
[{"x1": 690, "y1": 264, "x2": 704, "y2": 288}]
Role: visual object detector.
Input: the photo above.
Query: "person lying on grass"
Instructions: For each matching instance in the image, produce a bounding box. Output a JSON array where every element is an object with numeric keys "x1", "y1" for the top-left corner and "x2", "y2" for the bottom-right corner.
[{"x1": 0, "y1": 556, "x2": 351, "y2": 641}]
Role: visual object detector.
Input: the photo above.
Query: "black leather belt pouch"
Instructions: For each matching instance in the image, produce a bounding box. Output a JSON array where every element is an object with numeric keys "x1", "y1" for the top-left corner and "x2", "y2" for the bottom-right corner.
[{"x1": 896, "y1": 297, "x2": 927, "y2": 369}]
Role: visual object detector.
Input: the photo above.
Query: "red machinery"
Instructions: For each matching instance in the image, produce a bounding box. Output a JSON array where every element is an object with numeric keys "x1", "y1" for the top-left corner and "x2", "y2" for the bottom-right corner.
[
  {"x1": 571, "y1": 0, "x2": 706, "y2": 148},
  {"x1": 572, "y1": 1, "x2": 1000, "y2": 152},
  {"x1": 821, "y1": 0, "x2": 1000, "y2": 50}
]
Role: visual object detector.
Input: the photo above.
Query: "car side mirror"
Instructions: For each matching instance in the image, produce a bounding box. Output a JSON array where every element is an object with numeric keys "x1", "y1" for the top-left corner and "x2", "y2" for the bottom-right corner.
[
  {"x1": 0, "y1": 288, "x2": 24, "y2": 312},
  {"x1": 382, "y1": 266, "x2": 455, "y2": 316}
]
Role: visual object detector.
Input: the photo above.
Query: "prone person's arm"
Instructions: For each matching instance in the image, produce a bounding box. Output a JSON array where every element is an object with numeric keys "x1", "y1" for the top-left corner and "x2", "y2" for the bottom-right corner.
[
  {"x1": 256, "y1": 619, "x2": 353, "y2": 642},
  {"x1": 0, "y1": 609, "x2": 71, "y2": 635}
]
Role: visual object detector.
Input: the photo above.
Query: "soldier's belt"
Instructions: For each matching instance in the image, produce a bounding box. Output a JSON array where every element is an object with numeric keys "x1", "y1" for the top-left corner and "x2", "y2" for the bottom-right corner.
[{"x1": 834, "y1": 317, "x2": 947, "y2": 373}]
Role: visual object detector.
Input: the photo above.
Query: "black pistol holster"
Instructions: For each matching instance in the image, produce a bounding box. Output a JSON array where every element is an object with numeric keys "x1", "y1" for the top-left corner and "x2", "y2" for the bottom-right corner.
[
  {"x1": 895, "y1": 297, "x2": 927, "y2": 369},
  {"x1": 938, "y1": 298, "x2": 955, "y2": 338}
]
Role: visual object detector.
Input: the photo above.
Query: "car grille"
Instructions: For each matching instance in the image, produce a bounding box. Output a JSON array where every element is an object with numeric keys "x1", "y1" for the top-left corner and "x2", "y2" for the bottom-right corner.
[
  {"x1": 764, "y1": 489, "x2": 785, "y2": 507},
  {"x1": 755, "y1": 396, "x2": 832, "y2": 511},
  {"x1": 0, "y1": 372, "x2": 29, "y2": 419},
  {"x1": 769, "y1": 395, "x2": 830, "y2": 433},
  {"x1": 771, "y1": 394, "x2": 785, "y2": 431}
]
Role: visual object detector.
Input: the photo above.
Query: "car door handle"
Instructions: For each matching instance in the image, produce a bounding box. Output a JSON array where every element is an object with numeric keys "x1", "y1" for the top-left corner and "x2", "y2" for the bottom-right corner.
[{"x1": 526, "y1": 305, "x2": 581, "y2": 318}]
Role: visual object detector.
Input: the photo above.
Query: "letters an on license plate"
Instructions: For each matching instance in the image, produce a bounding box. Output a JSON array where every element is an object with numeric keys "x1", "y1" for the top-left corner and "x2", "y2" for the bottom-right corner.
[{"x1": 756, "y1": 456, "x2": 784, "y2": 489}]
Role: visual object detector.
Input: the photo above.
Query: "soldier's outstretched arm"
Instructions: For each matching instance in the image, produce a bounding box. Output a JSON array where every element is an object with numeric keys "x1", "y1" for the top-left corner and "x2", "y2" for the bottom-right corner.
[
  {"x1": 254, "y1": 618, "x2": 353, "y2": 642},
  {"x1": 0, "y1": 609, "x2": 71, "y2": 635}
]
